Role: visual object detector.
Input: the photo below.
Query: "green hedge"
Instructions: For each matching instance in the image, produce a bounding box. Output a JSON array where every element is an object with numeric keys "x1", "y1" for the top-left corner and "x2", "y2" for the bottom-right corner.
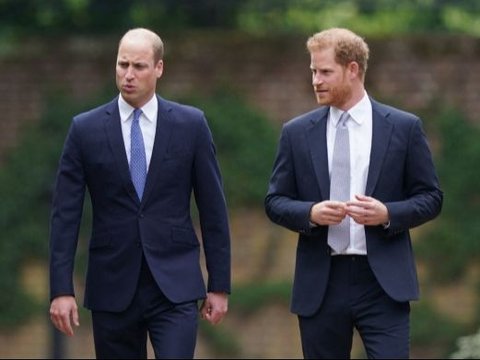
[
  {"x1": 181, "y1": 89, "x2": 278, "y2": 208},
  {"x1": 415, "y1": 106, "x2": 480, "y2": 283},
  {"x1": 0, "y1": 92, "x2": 85, "y2": 326}
]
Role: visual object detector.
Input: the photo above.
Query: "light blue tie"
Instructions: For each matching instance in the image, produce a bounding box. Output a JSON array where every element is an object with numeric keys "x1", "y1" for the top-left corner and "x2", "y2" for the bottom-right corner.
[
  {"x1": 328, "y1": 111, "x2": 351, "y2": 253},
  {"x1": 130, "y1": 108, "x2": 147, "y2": 200}
]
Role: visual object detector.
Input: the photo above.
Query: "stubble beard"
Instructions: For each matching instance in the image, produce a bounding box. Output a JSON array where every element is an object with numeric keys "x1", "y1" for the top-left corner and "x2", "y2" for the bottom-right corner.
[{"x1": 316, "y1": 83, "x2": 352, "y2": 109}]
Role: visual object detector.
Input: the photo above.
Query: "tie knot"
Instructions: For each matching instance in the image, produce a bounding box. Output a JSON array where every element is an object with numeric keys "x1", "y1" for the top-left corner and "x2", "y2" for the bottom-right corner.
[
  {"x1": 338, "y1": 111, "x2": 350, "y2": 128},
  {"x1": 132, "y1": 108, "x2": 142, "y2": 123}
]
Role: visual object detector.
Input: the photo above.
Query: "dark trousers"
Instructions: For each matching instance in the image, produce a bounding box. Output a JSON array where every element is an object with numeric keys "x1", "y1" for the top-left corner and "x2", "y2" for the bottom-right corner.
[
  {"x1": 91, "y1": 258, "x2": 198, "y2": 359},
  {"x1": 298, "y1": 255, "x2": 410, "y2": 359}
]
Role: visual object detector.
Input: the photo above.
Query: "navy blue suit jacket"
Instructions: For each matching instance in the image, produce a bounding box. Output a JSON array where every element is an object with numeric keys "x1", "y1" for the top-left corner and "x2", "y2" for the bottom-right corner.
[
  {"x1": 50, "y1": 96, "x2": 231, "y2": 312},
  {"x1": 265, "y1": 98, "x2": 442, "y2": 317}
]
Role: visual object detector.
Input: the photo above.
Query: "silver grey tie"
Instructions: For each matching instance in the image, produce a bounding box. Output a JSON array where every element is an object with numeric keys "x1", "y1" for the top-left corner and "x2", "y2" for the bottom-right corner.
[{"x1": 328, "y1": 111, "x2": 351, "y2": 253}]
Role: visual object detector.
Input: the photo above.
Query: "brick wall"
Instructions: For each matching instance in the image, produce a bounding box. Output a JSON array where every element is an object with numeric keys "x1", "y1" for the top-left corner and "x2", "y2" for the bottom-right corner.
[{"x1": 3, "y1": 32, "x2": 479, "y2": 163}]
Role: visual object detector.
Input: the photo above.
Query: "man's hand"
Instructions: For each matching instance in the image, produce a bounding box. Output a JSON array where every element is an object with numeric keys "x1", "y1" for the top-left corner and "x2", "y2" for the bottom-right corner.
[
  {"x1": 200, "y1": 292, "x2": 228, "y2": 325},
  {"x1": 346, "y1": 194, "x2": 389, "y2": 226},
  {"x1": 310, "y1": 200, "x2": 348, "y2": 226},
  {"x1": 49, "y1": 295, "x2": 80, "y2": 336}
]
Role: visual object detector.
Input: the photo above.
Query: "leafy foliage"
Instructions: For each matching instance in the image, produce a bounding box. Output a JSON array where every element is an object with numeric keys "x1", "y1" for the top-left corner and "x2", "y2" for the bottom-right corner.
[
  {"x1": 411, "y1": 301, "x2": 464, "y2": 355},
  {"x1": 0, "y1": 0, "x2": 241, "y2": 36},
  {"x1": 2, "y1": 0, "x2": 480, "y2": 39},
  {"x1": 181, "y1": 90, "x2": 278, "y2": 208},
  {"x1": 0, "y1": 92, "x2": 84, "y2": 326},
  {"x1": 238, "y1": 0, "x2": 480, "y2": 36},
  {"x1": 450, "y1": 327, "x2": 480, "y2": 359},
  {"x1": 415, "y1": 106, "x2": 480, "y2": 282}
]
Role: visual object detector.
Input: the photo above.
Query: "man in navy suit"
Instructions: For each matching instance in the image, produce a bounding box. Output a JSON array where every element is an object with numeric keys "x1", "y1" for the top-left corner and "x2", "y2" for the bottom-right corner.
[
  {"x1": 49, "y1": 28, "x2": 231, "y2": 359},
  {"x1": 265, "y1": 28, "x2": 442, "y2": 358}
]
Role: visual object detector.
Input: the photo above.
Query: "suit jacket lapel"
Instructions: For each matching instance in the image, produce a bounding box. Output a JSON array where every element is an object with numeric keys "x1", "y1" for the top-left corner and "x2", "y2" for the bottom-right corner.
[
  {"x1": 307, "y1": 108, "x2": 330, "y2": 200},
  {"x1": 104, "y1": 98, "x2": 139, "y2": 203},
  {"x1": 365, "y1": 100, "x2": 394, "y2": 195},
  {"x1": 141, "y1": 96, "x2": 173, "y2": 204}
]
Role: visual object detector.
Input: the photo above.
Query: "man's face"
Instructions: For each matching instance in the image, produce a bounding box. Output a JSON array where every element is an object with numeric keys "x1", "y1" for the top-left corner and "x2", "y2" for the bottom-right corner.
[
  {"x1": 115, "y1": 37, "x2": 163, "y2": 108},
  {"x1": 310, "y1": 47, "x2": 352, "y2": 109}
]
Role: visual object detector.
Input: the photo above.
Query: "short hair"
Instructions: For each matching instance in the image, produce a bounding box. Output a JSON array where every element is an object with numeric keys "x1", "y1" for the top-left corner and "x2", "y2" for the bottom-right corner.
[
  {"x1": 119, "y1": 28, "x2": 164, "y2": 64},
  {"x1": 307, "y1": 28, "x2": 369, "y2": 79}
]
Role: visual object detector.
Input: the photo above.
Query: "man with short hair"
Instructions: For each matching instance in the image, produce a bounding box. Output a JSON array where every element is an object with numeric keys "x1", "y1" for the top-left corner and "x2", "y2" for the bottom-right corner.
[
  {"x1": 49, "y1": 28, "x2": 231, "y2": 359},
  {"x1": 265, "y1": 27, "x2": 443, "y2": 358}
]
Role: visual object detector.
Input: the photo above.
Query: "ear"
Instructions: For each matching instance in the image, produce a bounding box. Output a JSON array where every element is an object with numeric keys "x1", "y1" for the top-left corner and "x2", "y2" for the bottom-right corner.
[
  {"x1": 347, "y1": 61, "x2": 360, "y2": 80},
  {"x1": 155, "y1": 60, "x2": 164, "y2": 79}
]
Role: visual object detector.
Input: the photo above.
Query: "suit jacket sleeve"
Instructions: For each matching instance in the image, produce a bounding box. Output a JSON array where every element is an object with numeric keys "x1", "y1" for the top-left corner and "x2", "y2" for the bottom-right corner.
[
  {"x1": 192, "y1": 115, "x2": 231, "y2": 293},
  {"x1": 265, "y1": 123, "x2": 317, "y2": 235},
  {"x1": 49, "y1": 119, "x2": 86, "y2": 301},
  {"x1": 384, "y1": 117, "x2": 443, "y2": 235}
]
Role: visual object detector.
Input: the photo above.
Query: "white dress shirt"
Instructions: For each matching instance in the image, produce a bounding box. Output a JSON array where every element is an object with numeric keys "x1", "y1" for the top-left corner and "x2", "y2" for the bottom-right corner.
[
  {"x1": 327, "y1": 92, "x2": 372, "y2": 255},
  {"x1": 118, "y1": 94, "x2": 158, "y2": 170}
]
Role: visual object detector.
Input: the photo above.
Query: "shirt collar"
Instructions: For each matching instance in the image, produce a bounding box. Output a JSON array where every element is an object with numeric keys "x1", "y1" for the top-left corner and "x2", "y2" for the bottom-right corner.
[
  {"x1": 330, "y1": 91, "x2": 370, "y2": 128},
  {"x1": 118, "y1": 94, "x2": 158, "y2": 123}
]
